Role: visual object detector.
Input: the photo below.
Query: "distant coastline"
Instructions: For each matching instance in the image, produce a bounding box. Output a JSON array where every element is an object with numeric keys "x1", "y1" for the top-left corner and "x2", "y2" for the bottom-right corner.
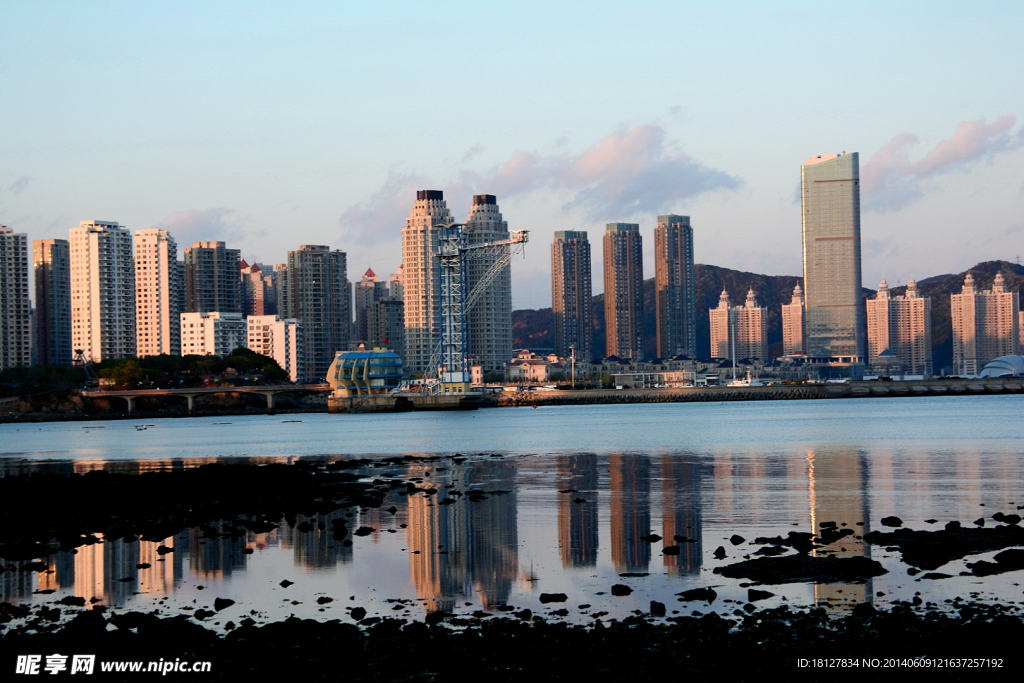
[{"x1": 1, "y1": 377, "x2": 1020, "y2": 424}]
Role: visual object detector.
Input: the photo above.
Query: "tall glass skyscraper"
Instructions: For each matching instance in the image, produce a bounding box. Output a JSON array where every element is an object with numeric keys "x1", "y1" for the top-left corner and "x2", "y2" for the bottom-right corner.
[{"x1": 801, "y1": 152, "x2": 864, "y2": 363}]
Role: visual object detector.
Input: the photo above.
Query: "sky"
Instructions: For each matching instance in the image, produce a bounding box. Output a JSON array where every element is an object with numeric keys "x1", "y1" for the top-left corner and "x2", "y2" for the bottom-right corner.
[{"x1": 2, "y1": 0, "x2": 1023, "y2": 310}]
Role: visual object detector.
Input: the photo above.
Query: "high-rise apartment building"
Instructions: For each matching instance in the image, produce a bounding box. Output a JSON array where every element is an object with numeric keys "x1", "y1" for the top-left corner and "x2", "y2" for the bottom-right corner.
[
  {"x1": 866, "y1": 278, "x2": 932, "y2": 375},
  {"x1": 69, "y1": 220, "x2": 136, "y2": 362},
  {"x1": 801, "y1": 152, "x2": 864, "y2": 363},
  {"x1": 180, "y1": 312, "x2": 246, "y2": 357},
  {"x1": 368, "y1": 298, "x2": 405, "y2": 358},
  {"x1": 465, "y1": 195, "x2": 513, "y2": 373},
  {"x1": 402, "y1": 190, "x2": 453, "y2": 376},
  {"x1": 709, "y1": 288, "x2": 767, "y2": 360},
  {"x1": 551, "y1": 231, "x2": 593, "y2": 362},
  {"x1": 134, "y1": 229, "x2": 181, "y2": 357},
  {"x1": 781, "y1": 284, "x2": 805, "y2": 356},
  {"x1": 282, "y1": 245, "x2": 350, "y2": 382},
  {"x1": 0, "y1": 226, "x2": 32, "y2": 369},
  {"x1": 654, "y1": 215, "x2": 695, "y2": 359},
  {"x1": 353, "y1": 267, "x2": 389, "y2": 342},
  {"x1": 184, "y1": 241, "x2": 241, "y2": 314},
  {"x1": 33, "y1": 238, "x2": 72, "y2": 366},
  {"x1": 603, "y1": 223, "x2": 644, "y2": 360},
  {"x1": 951, "y1": 272, "x2": 1019, "y2": 375},
  {"x1": 247, "y1": 315, "x2": 304, "y2": 382},
  {"x1": 241, "y1": 261, "x2": 277, "y2": 316},
  {"x1": 389, "y1": 264, "x2": 404, "y2": 301}
]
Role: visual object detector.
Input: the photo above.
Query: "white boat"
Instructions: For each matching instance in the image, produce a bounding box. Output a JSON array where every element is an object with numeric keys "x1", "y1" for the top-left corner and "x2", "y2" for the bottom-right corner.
[{"x1": 729, "y1": 370, "x2": 764, "y2": 387}]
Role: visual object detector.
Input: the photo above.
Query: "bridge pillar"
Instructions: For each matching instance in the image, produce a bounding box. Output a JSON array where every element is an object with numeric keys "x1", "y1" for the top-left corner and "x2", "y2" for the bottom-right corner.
[
  {"x1": 185, "y1": 394, "x2": 196, "y2": 414},
  {"x1": 264, "y1": 392, "x2": 276, "y2": 415},
  {"x1": 126, "y1": 396, "x2": 135, "y2": 414}
]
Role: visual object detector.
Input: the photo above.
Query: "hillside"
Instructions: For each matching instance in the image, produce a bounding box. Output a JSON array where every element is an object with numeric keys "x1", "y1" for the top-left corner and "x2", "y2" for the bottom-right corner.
[{"x1": 513, "y1": 260, "x2": 1024, "y2": 369}]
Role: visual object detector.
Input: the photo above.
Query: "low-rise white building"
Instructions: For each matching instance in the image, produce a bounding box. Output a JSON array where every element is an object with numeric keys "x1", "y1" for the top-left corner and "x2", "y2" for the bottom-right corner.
[
  {"x1": 180, "y1": 312, "x2": 246, "y2": 357},
  {"x1": 247, "y1": 315, "x2": 304, "y2": 383}
]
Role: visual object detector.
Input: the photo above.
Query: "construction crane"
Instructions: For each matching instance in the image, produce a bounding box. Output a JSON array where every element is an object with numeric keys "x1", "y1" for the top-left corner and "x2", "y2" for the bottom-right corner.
[{"x1": 422, "y1": 224, "x2": 529, "y2": 395}]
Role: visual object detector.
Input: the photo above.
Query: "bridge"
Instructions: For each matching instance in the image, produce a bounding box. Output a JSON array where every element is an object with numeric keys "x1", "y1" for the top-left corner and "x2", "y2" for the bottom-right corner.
[{"x1": 81, "y1": 384, "x2": 332, "y2": 414}]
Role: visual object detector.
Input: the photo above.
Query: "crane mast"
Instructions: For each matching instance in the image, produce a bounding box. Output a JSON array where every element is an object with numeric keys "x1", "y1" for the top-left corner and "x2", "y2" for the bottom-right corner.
[{"x1": 426, "y1": 224, "x2": 529, "y2": 395}]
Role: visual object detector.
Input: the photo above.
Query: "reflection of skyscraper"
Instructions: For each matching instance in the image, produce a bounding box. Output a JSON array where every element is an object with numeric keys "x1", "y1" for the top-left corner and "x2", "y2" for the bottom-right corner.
[
  {"x1": 75, "y1": 541, "x2": 105, "y2": 603},
  {"x1": 138, "y1": 537, "x2": 176, "y2": 594},
  {"x1": 189, "y1": 525, "x2": 247, "y2": 580},
  {"x1": 406, "y1": 461, "x2": 518, "y2": 612},
  {"x1": 279, "y1": 511, "x2": 352, "y2": 568},
  {"x1": 801, "y1": 153, "x2": 864, "y2": 364},
  {"x1": 558, "y1": 454, "x2": 599, "y2": 567},
  {"x1": 807, "y1": 448, "x2": 872, "y2": 610},
  {"x1": 104, "y1": 539, "x2": 140, "y2": 606},
  {"x1": 659, "y1": 455, "x2": 702, "y2": 574},
  {"x1": 608, "y1": 454, "x2": 651, "y2": 573}
]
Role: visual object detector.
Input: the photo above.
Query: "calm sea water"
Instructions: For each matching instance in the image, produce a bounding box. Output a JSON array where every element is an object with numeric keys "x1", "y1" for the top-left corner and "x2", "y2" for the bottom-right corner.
[{"x1": 2, "y1": 395, "x2": 1023, "y2": 627}]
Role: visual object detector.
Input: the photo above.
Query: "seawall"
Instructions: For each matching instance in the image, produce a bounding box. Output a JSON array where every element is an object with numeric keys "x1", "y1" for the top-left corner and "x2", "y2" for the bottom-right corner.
[{"x1": 489, "y1": 377, "x2": 1024, "y2": 407}]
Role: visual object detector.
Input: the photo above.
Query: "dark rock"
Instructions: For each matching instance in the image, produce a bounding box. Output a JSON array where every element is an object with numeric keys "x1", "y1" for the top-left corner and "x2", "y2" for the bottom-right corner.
[
  {"x1": 194, "y1": 609, "x2": 214, "y2": 621},
  {"x1": 924, "y1": 519, "x2": 937, "y2": 524},
  {"x1": 819, "y1": 521, "x2": 837, "y2": 529},
  {"x1": 730, "y1": 535, "x2": 745, "y2": 546},
  {"x1": 713, "y1": 546, "x2": 726, "y2": 560},
  {"x1": 676, "y1": 587, "x2": 717, "y2": 603},
  {"x1": 864, "y1": 523, "x2": 1024, "y2": 570},
  {"x1": 753, "y1": 545, "x2": 787, "y2": 557},
  {"x1": 349, "y1": 607, "x2": 367, "y2": 621},
  {"x1": 753, "y1": 531, "x2": 815, "y2": 554},
  {"x1": 213, "y1": 598, "x2": 235, "y2": 612},
  {"x1": 817, "y1": 527, "x2": 854, "y2": 545},
  {"x1": 1004, "y1": 514, "x2": 1022, "y2": 525},
  {"x1": 572, "y1": 498, "x2": 587, "y2": 504},
  {"x1": 967, "y1": 548, "x2": 1024, "y2": 576},
  {"x1": 662, "y1": 545, "x2": 681, "y2": 556},
  {"x1": 619, "y1": 572, "x2": 649, "y2": 577},
  {"x1": 316, "y1": 596, "x2": 334, "y2": 605},
  {"x1": 515, "y1": 609, "x2": 532, "y2": 620},
  {"x1": 549, "y1": 609, "x2": 569, "y2": 617},
  {"x1": 610, "y1": 584, "x2": 633, "y2": 597},
  {"x1": 353, "y1": 526, "x2": 375, "y2": 537},
  {"x1": 919, "y1": 573, "x2": 953, "y2": 580},
  {"x1": 640, "y1": 534, "x2": 662, "y2": 543},
  {"x1": 136, "y1": 563, "x2": 151, "y2": 569},
  {"x1": 649, "y1": 601, "x2": 666, "y2": 616},
  {"x1": 539, "y1": 593, "x2": 568, "y2": 603},
  {"x1": 279, "y1": 580, "x2": 294, "y2": 588},
  {"x1": 747, "y1": 589, "x2": 774, "y2": 602},
  {"x1": 156, "y1": 545, "x2": 174, "y2": 555},
  {"x1": 907, "y1": 568, "x2": 920, "y2": 576},
  {"x1": 713, "y1": 554, "x2": 887, "y2": 584},
  {"x1": 880, "y1": 516, "x2": 902, "y2": 528},
  {"x1": 851, "y1": 602, "x2": 876, "y2": 618},
  {"x1": 992, "y1": 512, "x2": 1006, "y2": 522},
  {"x1": 973, "y1": 518, "x2": 985, "y2": 527}
]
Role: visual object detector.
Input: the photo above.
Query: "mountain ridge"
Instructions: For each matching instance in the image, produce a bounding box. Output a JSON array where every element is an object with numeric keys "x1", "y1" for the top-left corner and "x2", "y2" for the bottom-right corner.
[{"x1": 513, "y1": 260, "x2": 1024, "y2": 372}]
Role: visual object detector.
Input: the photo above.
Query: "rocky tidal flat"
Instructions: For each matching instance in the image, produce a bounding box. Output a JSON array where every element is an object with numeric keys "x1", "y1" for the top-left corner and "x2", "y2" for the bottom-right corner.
[{"x1": 3, "y1": 458, "x2": 1024, "y2": 679}]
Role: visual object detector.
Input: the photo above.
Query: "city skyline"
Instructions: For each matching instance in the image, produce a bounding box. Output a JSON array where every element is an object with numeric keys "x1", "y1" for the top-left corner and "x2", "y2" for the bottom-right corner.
[{"x1": 2, "y1": 2, "x2": 1022, "y2": 312}]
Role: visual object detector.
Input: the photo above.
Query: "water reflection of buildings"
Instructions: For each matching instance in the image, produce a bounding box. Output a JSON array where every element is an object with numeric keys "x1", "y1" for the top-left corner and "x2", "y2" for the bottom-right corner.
[
  {"x1": 278, "y1": 511, "x2": 353, "y2": 568},
  {"x1": 659, "y1": 455, "x2": 702, "y2": 574},
  {"x1": 558, "y1": 454, "x2": 599, "y2": 567},
  {"x1": 609, "y1": 454, "x2": 651, "y2": 573},
  {"x1": 406, "y1": 461, "x2": 518, "y2": 612},
  {"x1": 807, "y1": 448, "x2": 872, "y2": 610}
]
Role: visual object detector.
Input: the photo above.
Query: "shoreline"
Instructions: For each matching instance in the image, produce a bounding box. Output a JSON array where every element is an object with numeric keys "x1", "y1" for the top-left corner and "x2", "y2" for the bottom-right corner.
[{"x1": 1, "y1": 376, "x2": 1021, "y2": 424}]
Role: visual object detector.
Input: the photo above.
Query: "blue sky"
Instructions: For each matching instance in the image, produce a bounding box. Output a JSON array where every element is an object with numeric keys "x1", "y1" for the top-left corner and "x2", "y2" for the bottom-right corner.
[{"x1": 2, "y1": 0, "x2": 1023, "y2": 309}]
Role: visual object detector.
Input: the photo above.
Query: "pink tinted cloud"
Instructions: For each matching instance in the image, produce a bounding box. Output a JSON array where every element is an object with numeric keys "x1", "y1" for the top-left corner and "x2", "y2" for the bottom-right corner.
[
  {"x1": 338, "y1": 123, "x2": 742, "y2": 241},
  {"x1": 862, "y1": 116, "x2": 1024, "y2": 212}
]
